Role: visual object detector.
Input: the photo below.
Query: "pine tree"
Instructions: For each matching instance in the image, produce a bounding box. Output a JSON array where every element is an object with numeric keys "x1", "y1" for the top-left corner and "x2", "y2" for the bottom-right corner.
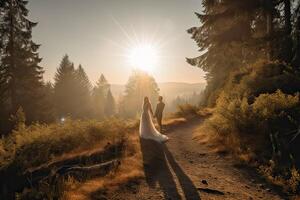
[
  {"x1": 92, "y1": 74, "x2": 109, "y2": 119},
  {"x1": 39, "y1": 81, "x2": 55, "y2": 122},
  {"x1": 187, "y1": 0, "x2": 256, "y2": 106},
  {"x1": 292, "y1": 1, "x2": 300, "y2": 67},
  {"x1": 76, "y1": 65, "x2": 92, "y2": 90},
  {"x1": 0, "y1": 0, "x2": 45, "y2": 124},
  {"x1": 74, "y1": 64, "x2": 92, "y2": 118},
  {"x1": 186, "y1": 0, "x2": 284, "y2": 106},
  {"x1": 119, "y1": 71, "x2": 159, "y2": 118},
  {"x1": 104, "y1": 89, "x2": 116, "y2": 117},
  {"x1": 283, "y1": 0, "x2": 293, "y2": 63},
  {"x1": 54, "y1": 55, "x2": 77, "y2": 118}
]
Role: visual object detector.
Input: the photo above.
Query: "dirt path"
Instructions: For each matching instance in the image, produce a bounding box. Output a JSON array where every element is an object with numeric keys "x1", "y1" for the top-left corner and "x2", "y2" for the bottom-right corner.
[{"x1": 106, "y1": 118, "x2": 285, "y2": 200}]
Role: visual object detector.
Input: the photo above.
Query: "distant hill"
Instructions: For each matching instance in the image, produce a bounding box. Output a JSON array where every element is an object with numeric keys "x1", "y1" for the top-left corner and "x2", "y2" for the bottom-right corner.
[
  {"x1": 110, "y1": 82, "x2": 206, "y2": 103},
  {"x1": 158, "y1": 82, "x2": 206, "y2": 101}
]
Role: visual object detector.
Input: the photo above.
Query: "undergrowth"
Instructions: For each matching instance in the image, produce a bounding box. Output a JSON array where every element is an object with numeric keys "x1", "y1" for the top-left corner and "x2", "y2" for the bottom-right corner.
[
  {"x1": 196, "y1": 61, "x2": 300, "y2": 194},
  {"x1": 0, "y1": 118, "x2": 138, "y2": 200}
]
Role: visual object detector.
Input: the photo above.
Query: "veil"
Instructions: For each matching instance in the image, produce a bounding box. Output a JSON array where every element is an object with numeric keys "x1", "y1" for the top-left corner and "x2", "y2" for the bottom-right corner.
[{"x1": 139, "y1": 98, "x2": 168, "y2": 143}]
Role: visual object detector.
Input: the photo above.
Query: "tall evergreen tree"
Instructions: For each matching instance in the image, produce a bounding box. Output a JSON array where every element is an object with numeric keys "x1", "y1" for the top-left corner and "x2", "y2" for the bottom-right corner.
[
  {"x1": 119, "y1": 71, "x2": 159, "y2": 118},
  {"x1": 283, "y1": 0, "x2": 293, "y2": 63},
  {"x1": 54, "y1": 57, "x2": 93, "y2": 119},
  {"x1": 0, "y1": 0, "x2": 45, "y2": 125},
  {"x1": 92, "y1": 74, "x2": 109, "y2": 119},
  {"x1": 293, "y1": 1, "x2": 300, "y2": 67},
  {"x1": 54, "y1": 55, "x2": 77, "y2": 118},
  {"x1": 187, "y1": 0, "x2": 263, "y2": 106},
  {"x1": 39, "y1": 81, "x2": 55, "y2": 123},
  {"x1": 74, "y1": 64, "x2": 92, "y2": 118},
  {"x1": 186, "y1": 0, "x2": 297, "y2": 106},
  {"x1": 104, "y1": 89, "x2": 116, "y2": 117}
]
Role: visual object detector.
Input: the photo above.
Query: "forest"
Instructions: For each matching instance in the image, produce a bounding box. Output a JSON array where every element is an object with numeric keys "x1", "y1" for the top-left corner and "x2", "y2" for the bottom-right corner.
[
  {"x1": 188, "y1": 0, "x2": 300, "y2": 194},
  {"x1": 0, "y1": 1, "x2": 165, "y2": 198},
  {"x1": 1, "y1": 0, "x2": 300, "y2": 199}
]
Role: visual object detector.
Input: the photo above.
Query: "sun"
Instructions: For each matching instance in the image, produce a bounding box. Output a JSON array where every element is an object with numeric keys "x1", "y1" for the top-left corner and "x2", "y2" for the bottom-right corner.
[{"x1": 128, "y1": 43, "x2": 158, "y2": 72}]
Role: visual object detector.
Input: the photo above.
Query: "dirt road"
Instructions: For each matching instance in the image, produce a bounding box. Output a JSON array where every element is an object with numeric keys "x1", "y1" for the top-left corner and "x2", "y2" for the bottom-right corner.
[{"x1": 106, "y1": 118, "x2": 285, "y2": 200}]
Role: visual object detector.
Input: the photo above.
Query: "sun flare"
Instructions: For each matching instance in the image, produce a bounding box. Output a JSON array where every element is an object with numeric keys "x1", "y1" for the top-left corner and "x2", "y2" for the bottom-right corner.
[{"x1": 128, "y1": 43, "x2": 158, "y2": 72}]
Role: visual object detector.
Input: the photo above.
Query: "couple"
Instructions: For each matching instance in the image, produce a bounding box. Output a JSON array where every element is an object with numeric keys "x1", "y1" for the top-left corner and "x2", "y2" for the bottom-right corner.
[{"x1": 139, "y1": 96, "x2": 169, "y2": 143}]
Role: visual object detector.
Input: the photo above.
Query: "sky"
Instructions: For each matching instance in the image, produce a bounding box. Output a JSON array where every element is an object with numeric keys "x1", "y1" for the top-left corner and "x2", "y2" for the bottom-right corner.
[{"x1": 28, "y1": 0, "x2": 205, "y2": 85}]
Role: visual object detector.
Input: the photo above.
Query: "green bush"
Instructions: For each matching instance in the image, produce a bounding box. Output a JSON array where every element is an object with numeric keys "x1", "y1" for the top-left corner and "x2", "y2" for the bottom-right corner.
[
  {"x1": 203, "y1": 61, "x2": 300, "y2": 193},
  {"x1": 211, "y1": 90, "x2": 299, "y2": 148},
  {"x1": 204, "y1": 60, "x2": 300, "y2": 157}
]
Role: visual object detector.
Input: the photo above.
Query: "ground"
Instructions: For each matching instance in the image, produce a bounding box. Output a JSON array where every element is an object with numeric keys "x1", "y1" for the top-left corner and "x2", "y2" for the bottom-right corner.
[
  {"x1": 106, "y1": 118, "x2": 285, "y2": 200},
  {"x1": 67, "y1": 118, "x2": 286, "y2": 200}
]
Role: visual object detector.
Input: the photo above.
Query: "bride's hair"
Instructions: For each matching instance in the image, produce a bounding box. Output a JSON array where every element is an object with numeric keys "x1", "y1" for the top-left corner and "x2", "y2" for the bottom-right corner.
[{"x1": 143, "y1": 96, "x2": 150, "y2": 105}]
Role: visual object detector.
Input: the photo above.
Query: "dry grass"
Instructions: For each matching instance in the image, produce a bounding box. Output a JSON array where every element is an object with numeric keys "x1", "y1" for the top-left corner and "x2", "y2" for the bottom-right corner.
[
  {"x1": 0, "y1": 118, "x2": 132, "y2": 171},
  {"x1": 63, "y1": 117, "x2": 189, "y2": 200},
  {"x1": 192, "y1": 121, "x2": 230, "y2": 155},
  {"x1": 164, "y1": 117, "x2": 187, "y2": 126},
  {"x1": 258, "y1": 164, "x2": 300, "y2": 194},
  {"x1": 63, "y1": 132, "x2": 144, "y2": 200},
  {"x1": 0, "y1": 118, "x2": 138, "y2": 200},
  {"x1": 2, "y1": 116, "x2": 191, "y2": 200},
  {"x1": 194, "y1": 110, "x2": 300, "y2": 195},
  {"x1": 173, "y1": 103, "x2": 199, "y2": 118}
]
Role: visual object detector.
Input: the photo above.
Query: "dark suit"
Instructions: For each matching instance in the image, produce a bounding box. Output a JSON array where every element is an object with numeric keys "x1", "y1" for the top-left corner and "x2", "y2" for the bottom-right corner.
[{"x1": 154, "y1": 102, "x2": 165, "y2": 132}]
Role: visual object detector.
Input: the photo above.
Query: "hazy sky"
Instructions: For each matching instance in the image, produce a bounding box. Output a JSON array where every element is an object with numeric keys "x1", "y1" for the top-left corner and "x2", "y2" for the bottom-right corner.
[{"x1": 28, "y1": 0, "x2": 205, "y2": 84}]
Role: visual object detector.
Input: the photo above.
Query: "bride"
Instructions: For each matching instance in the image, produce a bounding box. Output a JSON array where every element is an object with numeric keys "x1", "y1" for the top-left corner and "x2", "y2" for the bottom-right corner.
[{"x1": 139, "y1": 96, "x2": 169, "y2": 143}]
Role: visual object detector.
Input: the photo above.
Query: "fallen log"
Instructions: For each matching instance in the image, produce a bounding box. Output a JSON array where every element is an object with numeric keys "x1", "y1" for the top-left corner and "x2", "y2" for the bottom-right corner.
[
  {"x1": 26, "y1": 140, "x2": 125, "y2": 176},
  {"x1": 0, "y1": 140, "x2": 125, "y2": 199},
  {"x1": 56, "y1": 159, "x2": 120, "y2": 179}
]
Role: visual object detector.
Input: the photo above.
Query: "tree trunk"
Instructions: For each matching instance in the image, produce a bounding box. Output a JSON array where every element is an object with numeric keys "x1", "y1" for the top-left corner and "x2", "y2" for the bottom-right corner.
[
  {"x1": 284, "y1": 0, "x2": 292, "y2": 63},
  {"x1": 266, "y1": 0, "x2": 274, "y2": 60},
  {"x1": 284, "y1": 0, "x2": 292, "y2": 35},
  {"x1": 295, "y1": 16, "x2": 300, "y2": 67},
  {"x1": 8, "y1": 0, "x2": 17, "y2": 112}
]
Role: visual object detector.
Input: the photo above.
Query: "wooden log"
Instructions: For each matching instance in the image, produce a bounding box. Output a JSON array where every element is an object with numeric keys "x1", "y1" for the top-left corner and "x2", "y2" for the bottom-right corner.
[{"x1": 0, "y1": 140, "x2": 125, "y2": 199}]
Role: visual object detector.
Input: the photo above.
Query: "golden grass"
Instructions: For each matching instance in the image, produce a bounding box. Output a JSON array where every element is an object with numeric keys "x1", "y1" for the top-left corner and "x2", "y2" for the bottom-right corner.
[
  {"x1": 192, "y1": 121, "x2": 230, "y2": 155},
  {"x1": 5, "y1": 116, "x2": 191, "y2": 199},
  {"x1": 0, "y1": 118, "x2": 131, "y2": 171},
  {"x1": 63, "y1": 133, "x2": 144, "y2": 200},
  {"x1": 63, "y1": 117, "x2": 189, "y2": 200},
  {"x1": 164, "y1": 117, "x2": 187, "y2": 126},
  {"x1": 195, "y1": 115, "x2": 300, "y2": 195}
]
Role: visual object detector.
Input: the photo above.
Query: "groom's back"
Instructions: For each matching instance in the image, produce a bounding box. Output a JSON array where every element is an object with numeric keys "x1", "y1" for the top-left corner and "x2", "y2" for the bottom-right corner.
[{"x1": 156, "y1": 102, "x2": 165, "y2": 116}]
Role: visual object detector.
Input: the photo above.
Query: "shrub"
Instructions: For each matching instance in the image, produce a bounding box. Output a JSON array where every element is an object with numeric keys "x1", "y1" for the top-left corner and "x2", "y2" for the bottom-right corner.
[
  {"x1": 0, "y1": 118, "x2": 130, "y2": 171},
  {"x1": 207, "y1": 60, "x2": 300, "y2": 152},
  {"x1": 210, "y1": 89, "x2": 300, "y2": 154},
  {"x1": 201, "y1": 60, "x2": 300, "y2": 193},
  {"x1": 174, "y1": 103, "x2": 199, "y2": 118}
]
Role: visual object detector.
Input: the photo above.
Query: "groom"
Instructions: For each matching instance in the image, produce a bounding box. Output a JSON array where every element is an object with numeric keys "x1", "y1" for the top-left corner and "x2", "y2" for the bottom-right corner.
[{"x1": 154, "y1": 96, "x2": 165, "y2": 132}]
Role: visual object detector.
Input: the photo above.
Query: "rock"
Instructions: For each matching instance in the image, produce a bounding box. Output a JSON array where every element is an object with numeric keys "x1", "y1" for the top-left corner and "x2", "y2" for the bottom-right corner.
[
  {"x1": 201, "y1": 180, "x2": 208, "y2": 185},
  {"x1": 257, "y1": 184, "x2": 264, "y2": 188}
]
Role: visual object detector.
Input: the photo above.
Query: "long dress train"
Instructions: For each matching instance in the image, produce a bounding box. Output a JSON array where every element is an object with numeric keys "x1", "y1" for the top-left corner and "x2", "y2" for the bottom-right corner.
[{"x1": 139, "y1": 102, "x2": 169, "y2": 143}]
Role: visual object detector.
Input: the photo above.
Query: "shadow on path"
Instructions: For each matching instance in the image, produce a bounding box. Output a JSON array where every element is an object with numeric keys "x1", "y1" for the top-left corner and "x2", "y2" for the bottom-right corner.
[{"x1": 140, "y1": 139, "x2": 201, "y2": 200}]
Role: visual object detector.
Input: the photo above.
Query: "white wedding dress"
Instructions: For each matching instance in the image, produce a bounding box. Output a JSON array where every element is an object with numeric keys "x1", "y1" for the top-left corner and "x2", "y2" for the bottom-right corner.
[{"x1": 139, "y1": 102, "x2": 169, "y2": 143}]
